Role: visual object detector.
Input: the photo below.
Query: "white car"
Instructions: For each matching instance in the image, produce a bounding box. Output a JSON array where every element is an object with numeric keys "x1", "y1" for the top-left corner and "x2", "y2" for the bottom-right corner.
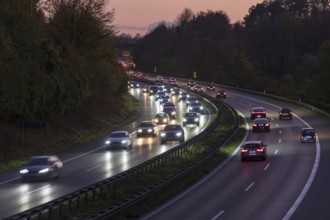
[{"x1": 105, "y1": 131, "x2": 132, "y2": 150}]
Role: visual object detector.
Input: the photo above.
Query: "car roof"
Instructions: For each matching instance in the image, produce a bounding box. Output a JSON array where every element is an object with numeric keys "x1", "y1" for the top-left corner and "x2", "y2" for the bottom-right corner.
[
  {"x1": 189, "y1": 102, "x2": 202, "y2": 106},
  {"x1": 253, "y1": 118, "x2": 268, "y2": 122},
  {"x1": 302, "y1": 127, "x2": 314, "y2": 131},
  {"x1": 243, "y1": 140, "x2": 262, "y2": 145},
  {"x1": 185, "y1": 112, "x2": 198, "y2": 116}
]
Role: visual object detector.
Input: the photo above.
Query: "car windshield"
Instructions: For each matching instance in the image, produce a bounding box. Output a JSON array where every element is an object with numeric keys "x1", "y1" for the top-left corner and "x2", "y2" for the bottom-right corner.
[
  {"x1": 109, "y1": 132, "x2": 126, "y2": 138},
  {"x1": 27, "y1": 158, "x2": 48, "y2": 166},
  {"x1": 253, "y1": 108, "x2": 264, "y2": 112},
  {"x1": 243, "y1": 143, "x2": 261, "y2": 149},
  {"x1": 190, "y1": 103, "x2": 201, "y2": 106},
  {"x1": 281, "y1": 109, "x2": 291, "y2": 113},
  {"x1": 302, "y1": 129, "x2": 314, "y2": 135},
  {"x1": 185, "y1": 113, "x2": 197, "y2": 117},
  {"x1": 164, "y1": 125, "x2": 181, "y2": 131},
  {"x1": 254, "y1": 118, "x2": 267, "y2": 123},
  {"x1": 163, "y1": 107, "x2": 174, "y2": 111},
  {"x1": 139, "y1": 122, "x2": 153, "y2": 127}
]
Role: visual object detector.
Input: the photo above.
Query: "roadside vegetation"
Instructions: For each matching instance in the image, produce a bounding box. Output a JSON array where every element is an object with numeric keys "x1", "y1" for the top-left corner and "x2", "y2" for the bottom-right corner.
[
  {"x1": 123, "y1": 0, "x2": 330, "y2": 111},
  {"x1": 0, "y1": 0, "x2": 130, "y2": 168}
]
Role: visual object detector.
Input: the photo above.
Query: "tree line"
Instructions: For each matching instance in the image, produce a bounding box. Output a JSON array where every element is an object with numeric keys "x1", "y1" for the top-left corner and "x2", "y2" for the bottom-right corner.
[
  {"x1": 130, "y1": 0, "x2": 330, "y2": 111},
  {"x1": 0, "y1": 0, "x2": 127, "y2": 120}
]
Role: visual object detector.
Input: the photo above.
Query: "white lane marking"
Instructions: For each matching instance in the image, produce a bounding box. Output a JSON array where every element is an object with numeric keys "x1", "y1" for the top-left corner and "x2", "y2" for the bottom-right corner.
[
  {"x1": 279, "y1": 130, "x2": 282, "y2": 134},
  {"x1": 274, "y1": 149, "x2": 279, "y2": 155},
  {"x1": 140, "y1": 111, "x2": 250, "y2": 220},
  {"x1": 0, "y1": 177, "x2": 20, "y2": 185},
  {"x1": 282, "y1": 134, "x2": 321, "y2": 220},
  {"x1": 276, "y1": 123, "x2": 279, "y2": 127},
  {"x1": 211, "y1": 210, "x2": 225, "y2": 220},
  {"x1": 86, "y1": 164, "x2": 102, "y2": 172},
  {"x1": 245, "y1": 182, "x2": 255, "y2": 191},
  {"x1": 27, "y1": 185, "x2": 50, "y2": 195},
  {"x1": 232, "y1": 93, "x2": 321, "y2": 218},
  {"x1": 264, "y1": 163, "x2": 270, "y2": 171},
  {"x1": 279, "y1": 138, "x2": 282, "y2": 144}
]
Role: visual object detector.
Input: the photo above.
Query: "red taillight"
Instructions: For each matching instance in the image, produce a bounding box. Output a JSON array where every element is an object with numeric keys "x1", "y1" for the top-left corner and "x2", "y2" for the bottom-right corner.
[
  {"x1": 253, "y1": 123, "x2": 257, "y2": 127},
  {"x1": 241, "y1": 148, "x2": 248, "y2": 153},
  {"x1": 256, "y1": 147, "x2": 264, "y2": 152},
  {"x1": 265, "y1": 123, "x2": 270, "y2": 127}
]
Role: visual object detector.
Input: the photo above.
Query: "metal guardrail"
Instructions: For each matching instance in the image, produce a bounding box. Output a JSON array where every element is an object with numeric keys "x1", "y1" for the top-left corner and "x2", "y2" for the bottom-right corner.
[{"x1": 5, "y1": 81, "x2": 237, "y2": 220}]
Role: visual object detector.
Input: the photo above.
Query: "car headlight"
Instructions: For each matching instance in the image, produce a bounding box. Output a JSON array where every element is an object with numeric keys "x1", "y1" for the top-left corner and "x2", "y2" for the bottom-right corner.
[
  {"x1": 183, "y1": 118, "x2": 187, "y2": 121},
  {"x1": 121, "y1": 140, "x2": 127, "y2": 144},
  {"x1": 147, "y1": 129, "x2": 152, "y2": 132},
  {"x1": 171, "y1": 112, "x2": 175, "y2": 115},
  {"x1": 194, "y1": 118, "x2": 199, "y2": 121},
  {"x1": 189, "y1": 107, "x2": 193, "y2": 110},
  {"x1": 160, "y1": 133, "x2": 166, "y2": 137},
  {"x1": 138, "y1": 129, "x2": 142, "y2": 133},
  {"x1": 155, "y1": 119, "x2": 159, "y2": 122},
  {"x1": 20, "y1": 169, "x2": 29, "y2": 174},
  {"x1": 163, "y1": 119, "x2": 168, "y2": 122},
  {"x1": 200, "y1": 106, "x2": 203, "y2": 110},
  {"x1": 39, "y1": 168, "x2": 50, "y2": 173},
  {"x1": 105, "y1": 140, "x2": 110, "y2": 144},
  {"x1": 176, "y1": 132, "x2": 182, "y2": 136}
]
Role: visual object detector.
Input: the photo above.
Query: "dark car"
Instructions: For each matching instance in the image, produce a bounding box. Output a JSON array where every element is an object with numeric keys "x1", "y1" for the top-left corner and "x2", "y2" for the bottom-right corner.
[
  {"x1": 169, "y1": 77, "x2": 178, "y2": 86},
  {"x1": 142, "y1": 86, "x2": 149, "y2": 93},
  {"x1": 183, "y1": 112, "x2": 200, "y2": 126},
  {"x1": 163, "y1": 106, "x2": 177, "y2": 119},
  {"x1": 194, "y1": 85, "x2": 203, "y2": 92},
  {"x1": 160, "y1": 124, "x2": 185, "y2": 144},
  {"x1": 155, "y1": 91, "x2": 167, "y2": 100},
  {"x1": 20, "y1": 156, "x2": 63, "y2": 181},
  {"x1": 129, "y1": 81, "x2": 140, "y2": 88},
  {"x1": 187, "y1": 80, "x2": 195, "y2": 88},
  {"x1": 279, "y1": 108, "x2": 292, "y2": 120},
  {"x1": 216, "y1": 90, "x2": 227, "y2": 98},
  {"x1": 187, "y1": 102, "x2": 204, "y2": 114},
  {"x1": 158, "y1": 95, "x2": 172, "y2": 105},
  {"x1": 105, "y1": 131, "x2": 132, "y2": 150},
  {"x1": 250, "y1": 107, "x2": 266, "y2": 119},
  {"x1": 300, "y1": 128, "x2": 316, "y2": 143},
  {"x1": 171, "y1": 88, "x2": 180, "y2": 96},
  {"x1": 186, "y1": 96, "x2": 199, "y2": 106},
  {"x1": 162, "y1": 101, "x2": 176, "y2": 110},
  {"x1": 153, "y1": 112, "x2": 170, "y2": 125},
  {"x1": 137, "y1": 121, "x2": 157, "y2": 138},
  {"x1": 206, "y1": 84, "x2": 216, "y2": 91},
  {"x1": 148, "y1": 86, "x2": 159, "y2": 95},
  {"x1": 156, "y1": 75, "x2": 164, "y2": 82},
  {"x1": 252, "y1": 118, "x2": 270, "y2": 132},
  {"x1": 241, "y1": 141, "x2": 267, "y2": 161},
  {"x1": 178, "y1": 92, "x2": 189, "y2": 101}
]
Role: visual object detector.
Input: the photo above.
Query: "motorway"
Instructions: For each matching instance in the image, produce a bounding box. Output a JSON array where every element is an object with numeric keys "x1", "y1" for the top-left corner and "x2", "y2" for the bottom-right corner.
[
  {"x1": 0, "y1": 84, "x2": 212, "y2": 219},
  {"x1": 141, "y1": 85, "x2": 330, "y2": 220}
]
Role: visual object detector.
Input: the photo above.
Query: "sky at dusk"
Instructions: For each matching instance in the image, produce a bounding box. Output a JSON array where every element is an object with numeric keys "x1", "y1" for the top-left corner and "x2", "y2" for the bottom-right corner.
[{"x1": 108, "y1": 0, "x2": 264, "y2": 36}]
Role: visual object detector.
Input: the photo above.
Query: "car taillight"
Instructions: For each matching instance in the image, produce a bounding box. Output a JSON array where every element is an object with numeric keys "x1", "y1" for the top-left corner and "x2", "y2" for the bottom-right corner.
[
  {"x1": 265, "y1": 123, "x2": 270, "y2": 126},
  {"x1": 241, "y1": 148, "x2": 248, "y2": 153},
  {"x1": 253, "y1": 123, "x2": 257, "y2": 127},
  {"x1": 256, "y1": 147, "x2": 264, "y2": 152}
]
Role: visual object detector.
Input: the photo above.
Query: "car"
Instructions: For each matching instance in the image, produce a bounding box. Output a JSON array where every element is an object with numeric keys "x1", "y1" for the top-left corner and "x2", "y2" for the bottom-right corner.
[
  {"x1": 156, "y1": 75, "x2": 164, "y2": 82},
  {"x1": 183, "y1": 112, "x2": 200, "y2": 126},
  {"x1": 160, "y1": 124, "x2": 185, "y2": 144},
  {"x1": 169, "y1": 77, "x2": 178, "y2": 86},
  {"x1": 178, "y1": 92, "x2": 189, "y2": 101},
  {"x1": 163, "y1": 85, "x2": 173, "y2": 94},
  {"x1": 186, "y1": 96, "x2": 199, "y2": 106},
  {"x1": 171, "y1": 88, "x2": 180, "y2": 96},
  {"x1": 137, "y1": 121, "x2": 157, "y2": 138},
  {"x1": 155, "y1": 91, "x2": 167, "y2": 100},
  {"x1": 300, "y1": 128, "x2": 316, "y2": 143},
  {"x1": 105, "y1": 131, "x2": 132, "y2": 150},
  {"x1": 129, "y1": 81, "x2": 140, "y2": 88},
  {"x1": 163, "y1": 106, "x2": 177, "y2": 119},
  {"x1": 241, "y1": 141, "x2": 267, "y2": 161},
  {"x1": 158, "y1": 95, "x2": 172, "y2": 105},
  {"x1": 142, "y1": 86, "x2": 149, "y2": 93},
  {"x1": 206, "y1": 84, "x2": 216, "y2": 91},
  {"x1": 153, "y1": 112, "x2": 170, "y2": 125},
  {"x1": 162, "y1": 101, "x2": 176, "y2": 109},
  {"x1": 194, "y1": 85, "x2": 203, "y2": 92},
  {"x1": 279, "y1": 108, "x2": 292, "y2": 120},
  {"x1": 187, "y1": 80, "x2": 195, "y2": 88},
  {"x1": 148, "y1": 86, "x2": 159, "y2": 95},
  {"x1": 250, "y1": 107, "x2": 266, "y2": 119},
  {"x1": 252, "y1": 118, "x2": 270, "y2": 132},
  {"x1": 20, "y1": 155, "x2": 63, "y2": 181},
  {"x1": 187, "y1": 102, "x2": 204, "y2": 114},
  {"x1": 216, "y1": 90, "x2": 227, "y2": 98}
]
